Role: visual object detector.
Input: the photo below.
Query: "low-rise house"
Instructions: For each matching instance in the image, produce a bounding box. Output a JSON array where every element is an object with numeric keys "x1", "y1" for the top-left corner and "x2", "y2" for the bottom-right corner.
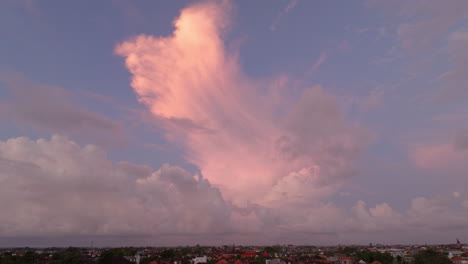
[
  {"x1": 450, "y1": 251, "x2": 464, "y2": 258},
  {"x1": 265, "y1": 258, "x2": 286, "y2": 264},
  {"x1": 452, "y1": 257, "x2": 468, "y2": 264},
  {"x1": 193, "y1": 256, "x2": 207, "y2": 264}
]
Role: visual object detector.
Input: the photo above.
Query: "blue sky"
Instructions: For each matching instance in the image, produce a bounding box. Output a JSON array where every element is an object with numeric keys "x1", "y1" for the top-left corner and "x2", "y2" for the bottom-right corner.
[{"x1": 0, "y1": 0, "x2": 468, "y2": 246}]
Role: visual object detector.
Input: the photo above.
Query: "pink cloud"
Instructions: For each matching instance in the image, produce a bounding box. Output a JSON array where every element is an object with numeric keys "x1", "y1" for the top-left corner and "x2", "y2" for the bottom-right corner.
[
  {"x1": 116, "y1": 1, "x2": 367, "y2": 207},
  {"x1": 304, "y1": 52, "x2": 327, "y2": 77},
  {"x1": 410, "y1": 142, "x2": 468, "y2": 175},
  {"x1": 338, "y1": 40, "x2": 351, "y2": 52},
  {"x1": 270, "y1": 0, "x2": 299, "y2": 31}
]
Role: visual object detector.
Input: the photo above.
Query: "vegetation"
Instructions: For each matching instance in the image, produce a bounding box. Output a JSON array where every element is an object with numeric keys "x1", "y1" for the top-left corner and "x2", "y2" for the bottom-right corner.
[
  {"x1": 159, "y1": 249, "x2": 176, "y2": 259},
  {"x1": 338, "y1": 246, "x2": 360, "y2": 256},
  {"x1": 0, "y1": 248, "x2": 86, "y2": 264},
  {"x1": 263, "y1": 246, "x2": 282, "y2": 254},
  {"x1": 99, "y1": 248, "x2": 137, "y2": 264},
  {"x1": 355, "y1": 250, "x2": 393, "y2": 264},
  {"x1": 413, "y1": 249, "x2": 452, "y2": 264},
  {"x1": 0, "y1": 245, "x2": 458, "y2": 264}
]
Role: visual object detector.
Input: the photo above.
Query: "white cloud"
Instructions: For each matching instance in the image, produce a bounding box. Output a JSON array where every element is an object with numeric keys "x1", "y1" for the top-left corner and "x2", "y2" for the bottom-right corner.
[
  {"x1": 0, "y1": 135, "x2": 230, "y2": 237},
  {"x1": 1, "y1": 135, "x2": 468, "y2": 243}
]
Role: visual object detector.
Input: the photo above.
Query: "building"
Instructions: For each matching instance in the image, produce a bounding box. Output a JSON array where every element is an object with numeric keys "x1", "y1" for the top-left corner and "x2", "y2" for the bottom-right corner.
[{"x1": 452, "y1": 257, "x2": 468, "y2": 264}]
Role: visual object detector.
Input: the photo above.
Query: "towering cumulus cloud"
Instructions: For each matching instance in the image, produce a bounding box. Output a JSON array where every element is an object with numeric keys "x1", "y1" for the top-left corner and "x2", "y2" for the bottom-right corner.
[{"x1": 116, "y1": 1, "x2": 367, "y2": 207}]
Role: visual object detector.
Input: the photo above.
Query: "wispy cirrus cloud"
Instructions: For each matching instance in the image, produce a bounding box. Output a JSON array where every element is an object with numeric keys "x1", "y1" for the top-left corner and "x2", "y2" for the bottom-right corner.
[
  {"x1": 436, "y1": 29, "x2": 468, "y2": 101},
  {"x1": 270, "y1": 0, "x2": 299, "y2": 31},
  {"x1": 304, "y1": 51, "x2": 327, "y2": 77},
  {"x1": 370, "y1": 0, "x2": 468, "y2": 101}
]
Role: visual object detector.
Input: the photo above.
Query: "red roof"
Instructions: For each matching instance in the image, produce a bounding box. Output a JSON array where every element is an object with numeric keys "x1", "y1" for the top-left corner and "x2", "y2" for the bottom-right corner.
[
  {"x1": 314, "y1": 260, "x2": 332, "y2": 264},
  {"x1": 242, "y1": 251, "x2": 257, "y2": 258},
  {"x1": 216, "y1": 260, "x2": 229, "y2": 264}
]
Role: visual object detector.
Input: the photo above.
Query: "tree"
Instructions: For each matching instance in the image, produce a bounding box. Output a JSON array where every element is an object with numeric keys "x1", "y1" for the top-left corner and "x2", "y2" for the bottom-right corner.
[
  {"x1": 338, "y1": 247, "x2": 359, "y2": 256},
  {"x1": 99, "y1": 248, "x2": 131, "y2": 264},
  {"x1": 160, "y1": 249, "x2": 176, "y2": 259},
  {"x1": 0, "y1": 253, "x2": 16, "y2": 264},
  {"x1": 180, "y1": 247, "x2": 192, "y2": 256},
  {"x1": 264, "y1": 246, "x2": 281, "y2": 254},
  {"x1": 355, "y1": 251, "x2": 393, "y2": 264},
  {"x1": 52, "y1": 247, "x2": 87, "y2": 264},
  {"x1": 140, "y1": 255, "x2": 159, "y2": 264},
  {"x1": 314, "y1": 254, "x2": 325, "y2": 260},
  {"x1": 413, "y1": 249, "x2": 451, "y2": 264}
]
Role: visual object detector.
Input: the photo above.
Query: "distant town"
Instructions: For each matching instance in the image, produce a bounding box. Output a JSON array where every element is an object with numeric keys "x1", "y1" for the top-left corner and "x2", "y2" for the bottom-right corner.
[{"x1": 1, "y1": 240, "x2": 467, "y2": 264}]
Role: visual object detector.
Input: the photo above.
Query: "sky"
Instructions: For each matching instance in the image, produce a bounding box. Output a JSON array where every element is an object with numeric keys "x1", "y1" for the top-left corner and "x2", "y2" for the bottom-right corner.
[{"x1": 0, "y1": 0, "x2": 468, "y2": 247}]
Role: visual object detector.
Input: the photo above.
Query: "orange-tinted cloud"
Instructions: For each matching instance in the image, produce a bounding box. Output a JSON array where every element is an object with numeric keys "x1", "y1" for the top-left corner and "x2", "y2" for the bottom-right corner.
[{"x1": 116, "y1": 1, "x2": 367, "y2": 206}]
